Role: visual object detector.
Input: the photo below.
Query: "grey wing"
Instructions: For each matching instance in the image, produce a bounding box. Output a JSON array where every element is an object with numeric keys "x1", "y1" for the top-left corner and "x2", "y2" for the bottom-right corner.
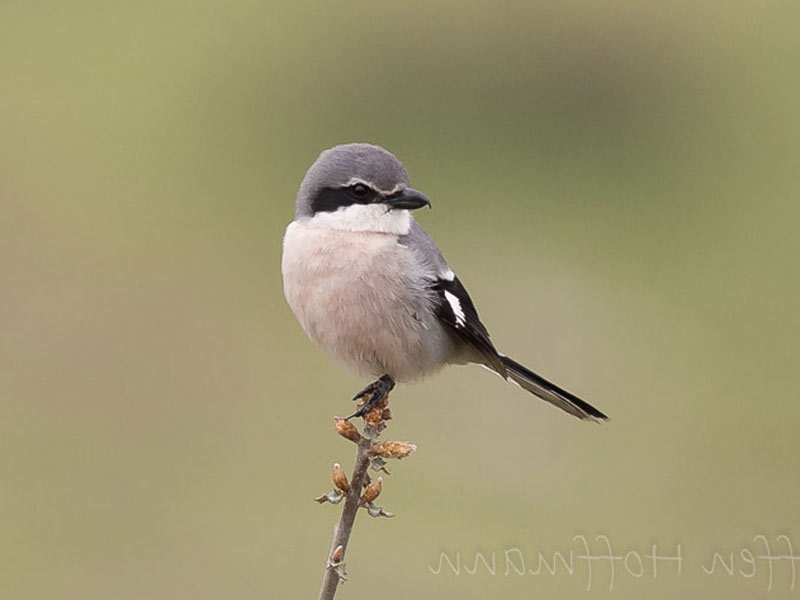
[
  {"x1": 398, "y1": 221, "x2": 506, "y2": 375},
  {"x1": 398, "y1": 220, "x2": 452, "y2": 280}
]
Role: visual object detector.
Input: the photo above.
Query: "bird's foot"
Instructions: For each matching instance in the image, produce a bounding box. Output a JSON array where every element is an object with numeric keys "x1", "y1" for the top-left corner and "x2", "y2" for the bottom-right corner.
[{"x1": 346, "y1": 374, "x2": 395, "y2": 422}]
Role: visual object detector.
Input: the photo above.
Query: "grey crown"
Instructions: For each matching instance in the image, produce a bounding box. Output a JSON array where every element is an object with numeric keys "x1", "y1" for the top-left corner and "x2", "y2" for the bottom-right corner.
[{"x1": 295, "y1": 143, "x2": 411, "y2": 218}]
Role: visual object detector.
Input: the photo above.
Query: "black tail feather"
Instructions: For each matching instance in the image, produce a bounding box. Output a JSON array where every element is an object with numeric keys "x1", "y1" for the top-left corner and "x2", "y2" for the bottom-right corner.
[{"x1": 499, "y1": 355, "x2": 608, "y2": 422}]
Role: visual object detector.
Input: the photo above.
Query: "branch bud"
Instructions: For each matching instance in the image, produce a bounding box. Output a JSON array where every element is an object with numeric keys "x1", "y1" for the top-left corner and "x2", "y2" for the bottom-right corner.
[
  {"x1": 370, "y1": 441, "x2": 417, "y2": 460},
  {"x1": 334, "y1": 417, "x2": 361, "y2": 443},
  {"x1": 364, "y1": 397, "x2": 389, "y2": 427},
  {"x1": 332, "y1": 462, "x2": 350, "y2": 493},
  {"x1": 361, "y1": 476, "x2": 383, "y2": 504}
]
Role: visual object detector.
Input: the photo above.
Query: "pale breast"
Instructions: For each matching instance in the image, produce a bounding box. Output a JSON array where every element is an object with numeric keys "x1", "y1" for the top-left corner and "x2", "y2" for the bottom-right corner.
[{"x1": 281, "y1": 221, "x2": 453, "y2": 380}]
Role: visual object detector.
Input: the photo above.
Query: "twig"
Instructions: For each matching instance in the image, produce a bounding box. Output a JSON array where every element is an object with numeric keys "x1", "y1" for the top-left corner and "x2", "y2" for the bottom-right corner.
[
  {"x1": 315, "y1": 395, "x2": 416, "y2": 600},
  {"x1": 317, "y1": 433, "x2": 373, "y2": 600}
]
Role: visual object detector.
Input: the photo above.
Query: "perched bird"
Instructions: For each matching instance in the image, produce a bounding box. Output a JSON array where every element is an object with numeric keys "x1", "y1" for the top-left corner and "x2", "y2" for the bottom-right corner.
[{"x1": 281, "y1": 143, "x2": 607, "y2": 422}]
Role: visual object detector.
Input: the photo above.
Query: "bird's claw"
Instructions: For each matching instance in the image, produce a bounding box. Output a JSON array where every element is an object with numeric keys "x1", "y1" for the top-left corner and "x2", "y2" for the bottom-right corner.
[{"x1": 345, "y1": 374, "x2": 395, "y2": 420}]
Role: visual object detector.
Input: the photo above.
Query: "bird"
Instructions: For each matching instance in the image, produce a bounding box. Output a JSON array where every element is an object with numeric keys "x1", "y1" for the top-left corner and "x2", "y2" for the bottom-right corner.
[{"x1": 281, "y1": 143, "x2": 608, "y2": 422}]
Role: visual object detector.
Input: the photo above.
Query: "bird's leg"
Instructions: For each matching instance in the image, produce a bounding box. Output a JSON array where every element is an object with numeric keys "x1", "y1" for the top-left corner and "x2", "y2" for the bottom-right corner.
[{"x1": 346, "y1": 374, "x2": 395, "y2": 420}]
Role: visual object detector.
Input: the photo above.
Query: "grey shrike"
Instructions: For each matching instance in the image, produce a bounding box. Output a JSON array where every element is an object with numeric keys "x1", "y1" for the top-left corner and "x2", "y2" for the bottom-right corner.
[{"x1": 281, "y1": 143, "x2": 608, "y2": 422}]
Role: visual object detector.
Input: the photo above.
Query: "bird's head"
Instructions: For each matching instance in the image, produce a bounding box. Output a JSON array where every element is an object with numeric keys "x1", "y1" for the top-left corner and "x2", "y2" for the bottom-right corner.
[{"x1": 295, "y1": 143, "x2": 430, "y2": 234}]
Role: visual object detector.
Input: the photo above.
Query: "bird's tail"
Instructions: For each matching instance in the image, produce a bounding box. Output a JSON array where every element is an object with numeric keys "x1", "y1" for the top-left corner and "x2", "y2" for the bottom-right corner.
[{"x1": 499, "y1": 355, "x2": 608, "y2": 422}]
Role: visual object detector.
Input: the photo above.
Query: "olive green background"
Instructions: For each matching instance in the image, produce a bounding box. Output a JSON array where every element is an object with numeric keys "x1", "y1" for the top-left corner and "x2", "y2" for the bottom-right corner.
[{"x1": 2, "y1": 1, "x2": 799, "y2": 598}]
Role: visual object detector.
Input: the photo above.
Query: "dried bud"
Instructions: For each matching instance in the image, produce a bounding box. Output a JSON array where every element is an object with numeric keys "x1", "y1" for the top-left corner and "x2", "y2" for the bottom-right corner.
[
  {"x1": 363, "y1": 396, "x2": 389, "y2": 427},
  {"x1": 327, "y1": 544, "x2": 348, "y2": 580},
  {"x1": 332, "y1": 463, "x2": 349, "y2": 493},
  {"x1": 381, "y1": 408, "x2": 393, "y2": 421},
  {"x1": 361, "y1": 476, "x2": 383, "y2": 503},
  {"x1": 370, "y1": 441, "x2": 417, "y2": 460},
  {"x1": 334, "y1": 417, "x2": 361, "y2": 443}
]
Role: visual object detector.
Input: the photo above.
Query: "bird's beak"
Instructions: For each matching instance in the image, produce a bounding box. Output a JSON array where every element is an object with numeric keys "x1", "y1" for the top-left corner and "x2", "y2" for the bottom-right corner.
[{"x1": 384, "y1": 187, "x2": 431, "y2": 211}]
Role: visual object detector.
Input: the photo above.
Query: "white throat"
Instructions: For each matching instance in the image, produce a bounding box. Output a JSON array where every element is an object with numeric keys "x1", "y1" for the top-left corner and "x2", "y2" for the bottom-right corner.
[{"x1": 305, "y1": 204, "x2": 412, "y2": 235}]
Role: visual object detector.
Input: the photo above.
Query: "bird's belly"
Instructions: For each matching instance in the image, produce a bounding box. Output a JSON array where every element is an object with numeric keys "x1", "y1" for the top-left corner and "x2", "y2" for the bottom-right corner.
[{"x1": 282, "y1": 222, "x2": 451, "y2": 380}]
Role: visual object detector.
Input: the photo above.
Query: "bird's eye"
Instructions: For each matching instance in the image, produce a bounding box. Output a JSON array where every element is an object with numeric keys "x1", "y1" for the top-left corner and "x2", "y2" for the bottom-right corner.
[{"x1": 350, "y1": 183, "x2": 371, "y2": 198}]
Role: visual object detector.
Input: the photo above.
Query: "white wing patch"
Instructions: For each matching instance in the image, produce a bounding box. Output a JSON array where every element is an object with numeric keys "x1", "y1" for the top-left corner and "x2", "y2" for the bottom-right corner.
[
  {"x1": 440, "y1": 268, "x2": 455, "y2": 281},
  {"x1": 443, "y1": 290, "x2": 466, "y2": 327}
]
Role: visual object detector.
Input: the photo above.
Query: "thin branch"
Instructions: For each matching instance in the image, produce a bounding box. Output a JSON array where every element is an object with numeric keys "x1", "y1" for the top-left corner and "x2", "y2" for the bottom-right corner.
[
  {"x1": 315, "y1": 395, "x2": 416, "y2": 600},
  {"x1": 317, "y1": 433, "x2": 373, "y2": 600}
]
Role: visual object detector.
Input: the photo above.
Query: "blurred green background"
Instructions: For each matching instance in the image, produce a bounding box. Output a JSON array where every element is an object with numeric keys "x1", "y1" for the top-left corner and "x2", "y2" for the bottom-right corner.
[{"x1": 2, "y1": 1, "x2": 799, "y2": 598}]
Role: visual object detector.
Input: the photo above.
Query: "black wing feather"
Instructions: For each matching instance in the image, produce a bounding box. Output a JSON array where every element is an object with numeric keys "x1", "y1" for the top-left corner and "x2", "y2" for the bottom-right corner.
[
  {"x1": 431, "y1": 276, "x2": 608, "y2": 421},
  {"x1": 431, "y1": 276, "x2": 506, "y2": 375}
]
